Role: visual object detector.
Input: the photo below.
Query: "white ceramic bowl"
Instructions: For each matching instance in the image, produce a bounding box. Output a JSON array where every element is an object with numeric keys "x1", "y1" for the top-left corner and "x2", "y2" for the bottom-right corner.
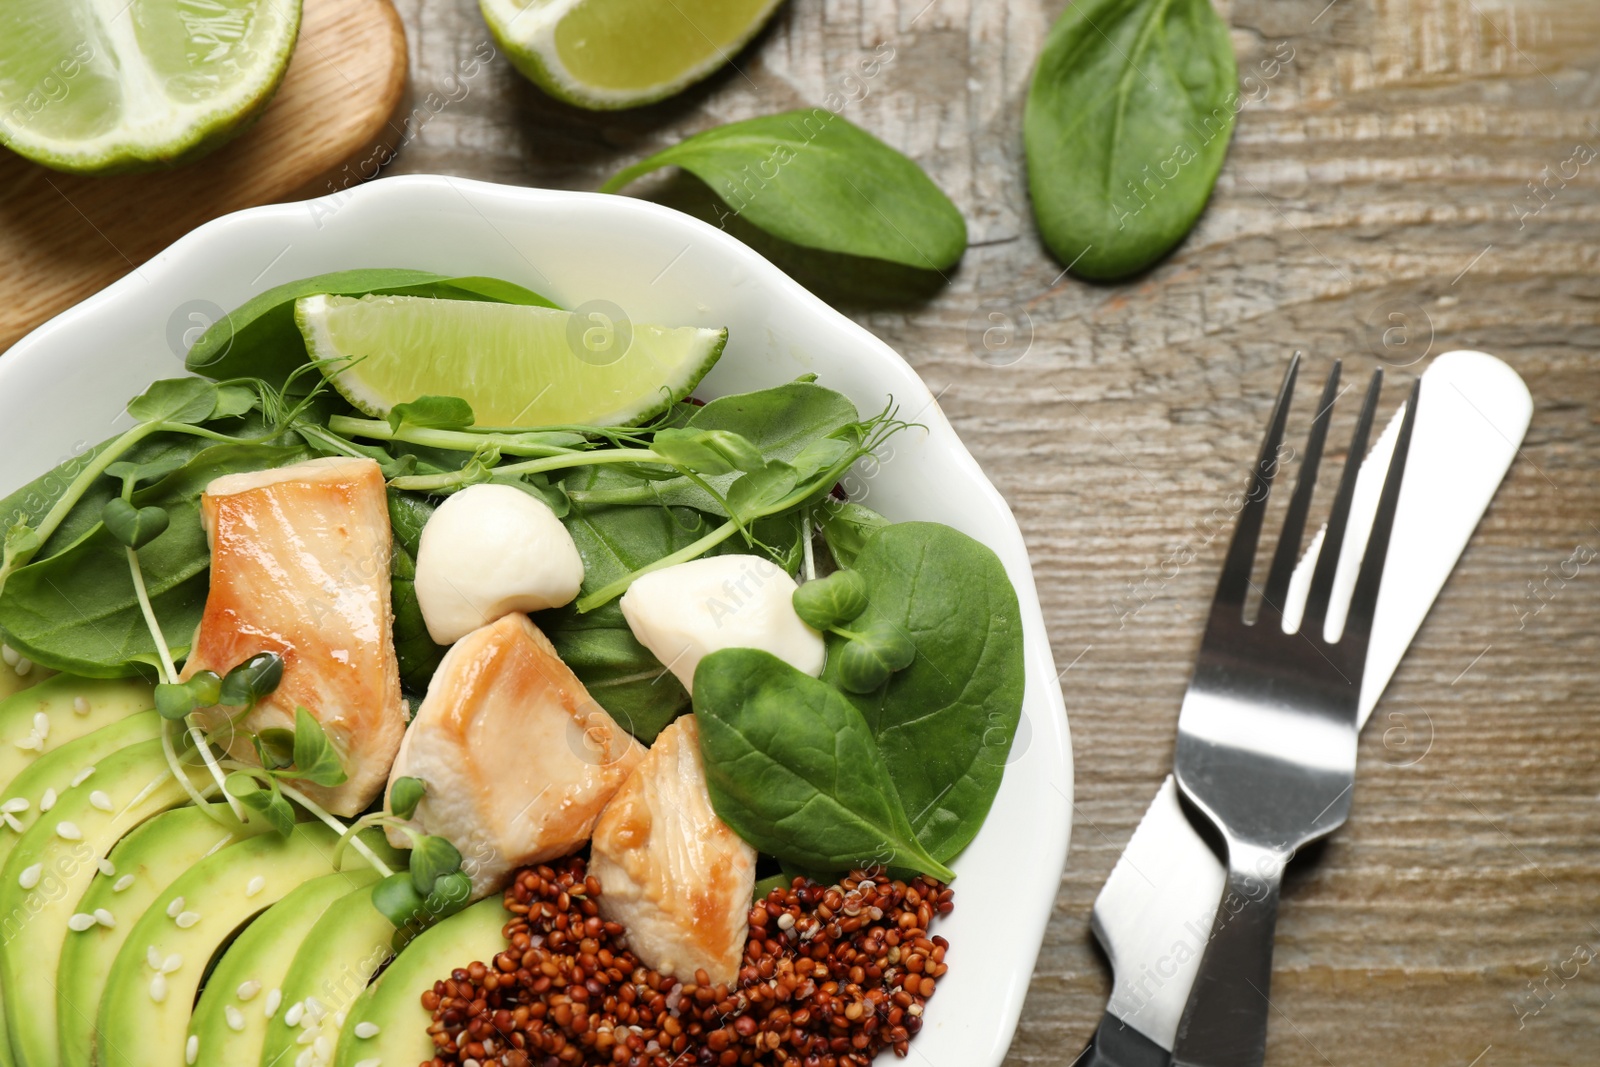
[{"x1": 0, "y1": 175, "x2": 1072, "y2": 1066}]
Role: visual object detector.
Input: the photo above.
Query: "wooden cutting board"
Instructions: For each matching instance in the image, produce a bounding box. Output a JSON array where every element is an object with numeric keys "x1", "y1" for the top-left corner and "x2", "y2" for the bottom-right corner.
[{"x1": 0, "y1": 0, "x2": 408, "y2": 354}]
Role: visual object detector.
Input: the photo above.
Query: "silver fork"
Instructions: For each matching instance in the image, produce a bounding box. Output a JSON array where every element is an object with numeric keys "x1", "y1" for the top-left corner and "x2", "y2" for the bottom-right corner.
[{"x1": 1168, "y1": 355, "x2": 1420, "y2": 1067}]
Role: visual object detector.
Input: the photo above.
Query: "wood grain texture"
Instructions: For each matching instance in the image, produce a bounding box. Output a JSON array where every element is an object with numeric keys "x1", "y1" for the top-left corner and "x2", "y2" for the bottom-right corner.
[
  {"x1": 0, "y1": 0, "x2": 408, "y2": 352},
  {"x1": 380, "y1": 1, "x2": 1598, "y2": 1063}
]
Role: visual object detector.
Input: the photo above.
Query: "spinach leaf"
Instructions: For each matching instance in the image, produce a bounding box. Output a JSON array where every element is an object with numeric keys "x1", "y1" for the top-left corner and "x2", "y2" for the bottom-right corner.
[
  {"x1": 388, "y1": 491, "x2": 447, "y2": 694},
  {"x1": 186, "y1": 269, "x2": 557, "y2": 385},
  {"x1": 816, "y1": 501, "x2": 889, "y2": 568},
  {"x1": 693, "y1": 648, "x2": 956, "y2": 882},
  {"x1": 567, "y1": 382, "x2": 862, "y2": 517},
  {"x1": 1024, "y1": 0, "x2": 1237, "y2": 280},
  {"x1": 602, "y1": 111, "x2": 967, "y2": 272},
  {"x1": 822, "y1": 522, "x2": 1024, "y2": 862},
  {"x1": 535, "y1": 473, "x2": 733, "y2": 743},
  {"x1": 0, "y1": 442, "x2": 312, "y2": 677}
]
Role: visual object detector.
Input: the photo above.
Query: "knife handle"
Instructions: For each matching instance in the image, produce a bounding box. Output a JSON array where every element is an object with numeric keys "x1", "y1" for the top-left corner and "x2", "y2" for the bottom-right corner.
[{"x1": 1074, "y1": 1015, "x2": 1171, "y2": 1067}]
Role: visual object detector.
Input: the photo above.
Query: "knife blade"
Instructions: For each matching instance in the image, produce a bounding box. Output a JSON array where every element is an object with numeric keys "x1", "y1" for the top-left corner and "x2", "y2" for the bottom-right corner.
[{"x1": 1076, "y1": 350, "x2": 1533, "y2": 1065}]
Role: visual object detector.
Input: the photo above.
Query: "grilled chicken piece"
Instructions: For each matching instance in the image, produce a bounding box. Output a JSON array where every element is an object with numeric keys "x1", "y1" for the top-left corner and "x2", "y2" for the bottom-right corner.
[
  {"x1": 183, "y1": 456, "x2": 404, "y2": 817},
  {"x1": 386, "y1": 612, "x2": 645, "y2": 896},
  {"x1": 590, "y1": 716, "x2": 756, "y2": 986}
]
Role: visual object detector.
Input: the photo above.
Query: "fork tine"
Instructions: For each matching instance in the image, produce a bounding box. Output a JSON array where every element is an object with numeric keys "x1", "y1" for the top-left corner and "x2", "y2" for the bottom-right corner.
[
  {"x1": 1302, "y1": 368, "x2": 1384, "y2": 633},
  {"x1": 1259, "y1": 360, "x2": 1342, "y2": 623},
  {"x1": 1212, "y1": 353, "x2": 1301, "y2": 612},
  {"x1": 1339, "y1": 378, "x2": 1421, "y2": 659}
]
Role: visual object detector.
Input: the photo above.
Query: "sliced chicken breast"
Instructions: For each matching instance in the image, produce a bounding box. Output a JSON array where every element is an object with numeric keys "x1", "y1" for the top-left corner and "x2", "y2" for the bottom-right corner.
[
  {"x1": 387, "y1": 612, "x2": 644, "y2": 896},
  {"x1": 184, "y1": 456, "x2": 404, "y2": 817},
  {"x1": 590, "y1": 716, "x2": 756, "y2": 986}
]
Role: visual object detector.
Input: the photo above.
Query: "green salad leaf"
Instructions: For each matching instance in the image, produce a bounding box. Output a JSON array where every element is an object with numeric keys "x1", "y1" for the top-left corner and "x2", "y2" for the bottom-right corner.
[
  {"x1": 693, "y1": 648, "x2": 956, "y2": 882},
  {"x1": 0, "y1": 442, "x2": 312, "y2": 677},
  {"x1": 185, "y1": 269, "x2": 557, "y2": 385},
  {"x1": 1024, "y1": 0, "x2": 1237, "y2": 280},
  {"x1": 822, "y1": 522, "x2": 1024, "y2": 862},
  {"x1": 387, "y1": 491, "x2": 447, "y2": 694},
  {"x1": 602, "y1": 111, "x2": 967, "y2": 272}
]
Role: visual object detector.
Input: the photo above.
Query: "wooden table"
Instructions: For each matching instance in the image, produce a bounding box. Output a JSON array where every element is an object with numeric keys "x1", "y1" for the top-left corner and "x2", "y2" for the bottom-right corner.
[{"x1": 336, "y1": 0, "x2": 1600, "y2": 1061}]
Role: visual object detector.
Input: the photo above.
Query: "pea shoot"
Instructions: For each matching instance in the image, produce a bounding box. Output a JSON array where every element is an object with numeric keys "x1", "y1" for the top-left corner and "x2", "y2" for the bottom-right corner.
[{"x1": 793, "y1": 569, "x2": 916, "y2": 693}]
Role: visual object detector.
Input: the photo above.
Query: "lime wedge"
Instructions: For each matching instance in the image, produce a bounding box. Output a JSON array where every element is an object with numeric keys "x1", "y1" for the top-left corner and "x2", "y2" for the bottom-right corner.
[
  {"x1": 0, "y1": 0, "x2": 301, "y2": 174},
  {"x1": 296, "y1": 294, "x2": 728, "y2": 428},
  {"x1": 479, "y1": 0, "x2": 786, "y2": 110}
]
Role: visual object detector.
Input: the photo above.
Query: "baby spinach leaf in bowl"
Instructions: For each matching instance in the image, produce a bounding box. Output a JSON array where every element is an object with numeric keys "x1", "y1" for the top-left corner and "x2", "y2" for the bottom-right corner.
[
  {"x1": 823, "y1": 521, "x2": 1024, "y2": 862},
  {"x1": 0, "y1": 441, "x2": 312, "y2": 677},
  {"x1": 1024, "y1": 0, "x2": 1237, "y2": 280},
  {"x1": 693, "y1": 647, "x2": 956, "y2": 883},
  {"x1": 602, "y1": 111, "x2": 967, "y2": 272}
]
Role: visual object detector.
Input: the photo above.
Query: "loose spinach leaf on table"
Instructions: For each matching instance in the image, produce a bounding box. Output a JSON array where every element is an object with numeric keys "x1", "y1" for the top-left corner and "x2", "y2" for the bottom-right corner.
[
  {"x1": 0, "y1": 442, "x2": 313, "y2": 677},
  {"x1": 1024, "y1": 0, "x2": 1237, "y2": 280},
  {"x1": 186, "y1": 268, "x2": 557, "y2": 386},
  {"x1": 388, "y1": 491, "x2": 447, "y2": 695},
  {"x1": 601, "y1": 111, "x2": 967, "y2": 272},
  {"x1": 822, "y1": 521, "x2": 1024, "y2": 863},
  {"x1": 535, "y1": 475, "x2": 733, "y2": 743},
  {"x1": 693, "y1": 648, "x2": 956, "y2": 882},
  {"x1": 566, "y1": 381, "x2": 863, "y2": 518}
]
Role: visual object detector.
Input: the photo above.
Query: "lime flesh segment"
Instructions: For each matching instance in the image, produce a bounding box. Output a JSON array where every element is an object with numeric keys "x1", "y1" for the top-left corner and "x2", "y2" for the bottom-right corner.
[
  {"x1": 480, "y1": 0, "x2": 786, "y2": 109},
  {"x1": 0, "y1": 0, "x2": 301, "y2": 173},
  {"x1": 298, "y1": 294, "x2": 728, "y2": 428}
]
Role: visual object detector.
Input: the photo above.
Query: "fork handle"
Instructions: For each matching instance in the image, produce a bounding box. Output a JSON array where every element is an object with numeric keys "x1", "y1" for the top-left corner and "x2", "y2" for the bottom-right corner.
[{"x1": 1170, "y1": 840, "x2": 1287, "y2": 1067}]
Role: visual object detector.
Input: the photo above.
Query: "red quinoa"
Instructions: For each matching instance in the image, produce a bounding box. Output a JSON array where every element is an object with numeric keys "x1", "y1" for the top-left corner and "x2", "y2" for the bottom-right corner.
[{"x1": 420, "y1": 857, "x2": 953, "y2": 1067}]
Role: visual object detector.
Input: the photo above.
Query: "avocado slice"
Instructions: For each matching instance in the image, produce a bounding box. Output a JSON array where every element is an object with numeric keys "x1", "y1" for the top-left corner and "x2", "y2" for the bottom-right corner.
[
  {"x1": 189, "y1": 872, "x2": 378, "y2": 1067},
  {"x1": 334, "y1": 897, "x2": 512, "y2": 1067},
  {"x1": 262, "y1": 880, "x2": 402, "y2": 1067},
  {"x1": 0, "y1": 675, "x2": 155, "y2": 793},
  {"x1": 58, "y1": 804, "x2": 262, "y2": 1067},
  {"x1": 0, "y1": 737, "x2": 206, "y2": 1067},
  {"x1": 95, "y1": 825, "x2": 400, "y2": 1067}
]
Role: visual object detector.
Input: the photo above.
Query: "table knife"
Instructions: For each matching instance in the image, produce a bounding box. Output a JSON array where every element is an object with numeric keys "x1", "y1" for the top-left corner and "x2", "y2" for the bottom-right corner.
[{"x1": 1076, "y1": 350, "x2": 1533, "y2": 1066}]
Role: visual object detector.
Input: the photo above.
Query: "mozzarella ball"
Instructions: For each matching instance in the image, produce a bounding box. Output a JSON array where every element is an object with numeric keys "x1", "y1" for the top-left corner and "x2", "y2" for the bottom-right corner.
[
  {"x1": 414, "y1": 484, "x2": 584, "y2": 644},
  {"x1": 620, "y1": 554, "x2": 825, "y2": 692}
]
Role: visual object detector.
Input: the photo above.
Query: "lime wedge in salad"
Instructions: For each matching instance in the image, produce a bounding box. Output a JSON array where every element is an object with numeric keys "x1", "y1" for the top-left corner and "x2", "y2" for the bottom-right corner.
[
  {"x1": 296, "y1": 294, "x2": 727, "y2": 428},
  {"x1": 0, "y1": 0, "x2": 301, "y2": 174},
  {"x1": 479, "y1": 0, "x2": 786, "y2": 110}
]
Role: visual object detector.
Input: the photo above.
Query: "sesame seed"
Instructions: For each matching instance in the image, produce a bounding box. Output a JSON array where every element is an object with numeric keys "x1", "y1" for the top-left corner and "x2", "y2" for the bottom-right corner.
[
  {"x1": 2, "y1": 644, "x2": 17, "y2": 667},
  {"x1": 185, "y1": 1035, "x2": 199, "y2": 1065},
  {"x1": 147, "y1": 945, "x2": 163, "y2": 969},
  {"x1": 93, "y1": 909, "x2": 115, "y2": 928},
  {"x1": 149, "y1": 974, "x2": 168, "y2": 1003},
  {"x1": 237, "y1": 980, "x2": 261, "y2": 1001},
  {"x1": 167, "y1": 896, "x2": 185, "y2": 918},
  {"x1": 313, "y1": 1035, "x2": 333, "y2": 1061},
  {"x1": 245, "y1": 875, "x2": 265, "y2": 897},
  {"x1": 97, "y1": 858, "x2": 115, "y2": 876},
  {"x1": 295, "y1": 1029, "x2": 315, "y2": 1046},
  {"x1": 32, "y1": 713, "x2": 48, "y2": 740},
  {"x1": 56, "y1": 821, "x2": 81, "y2": 840},
  {"x1": 354, "y1": 1021, "x2": 380, "y2": 1039},
  {"x1": 38, "y1": 789, "x2": 55, "y2": 812},
  {"x1": 17, "y1": 864, "x2": 40, "y2": 889},
  {"x1": 175, "y1": 911, "x2": 200, "y2": 929},
  {"x1": 113, "y1": 875, "x2": 134, "y2": 892},
  {"x1": 14, "y1": 736, "x2": 41, "y2": 752},
  {"x1": 0, "y1": 798, "x2": 27, "y2": 815},
  {"x1": 294, "y1": 1051, "x2": 312, "y2": 1067},
  {"x1": 67, "y1": 913, "x2": 96, "y2": 932},
  {"x1": 73, "y1": 697, "x2": 90, "y2": 716},
  {"x1": 71, "y1": 766, "x2": 95, "y2": 787},
  {"x1": 3, "y1": 814, "x2": 21, "y2": 833},
  {"x1": 89, "y1": 791, "x2": 112, "y2": 812},
  {"x1": 333, "y1": 1011, "x2": 346, "y2": 1028},
  {"x1": 265, "y1": 988, "x2": 282, "y2": 1018},
  {"x1": 225, "y1": 1006, "x2": 245, "y2": 1032},
  {"x1": 164, "y1": 954, "x2": 182, "y2": 973},
  {"x1": 283, "y1": 1001, "x2": 304, "y2": 1027},
  {"x1": 15, "y1": 658, "x2": 31, "y2": 678}
]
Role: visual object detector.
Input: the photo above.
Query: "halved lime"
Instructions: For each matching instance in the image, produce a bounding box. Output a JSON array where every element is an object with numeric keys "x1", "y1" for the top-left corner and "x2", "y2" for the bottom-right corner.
[
  {"x1": 479, "y1": 0, "x2": 786, "y2": 110},
  {"x1": 296, "y1": 294, "x2": 728, "y2": 428},
  {"x1": 0, "y1": 0, "x2": 301, "y2": 174}
]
